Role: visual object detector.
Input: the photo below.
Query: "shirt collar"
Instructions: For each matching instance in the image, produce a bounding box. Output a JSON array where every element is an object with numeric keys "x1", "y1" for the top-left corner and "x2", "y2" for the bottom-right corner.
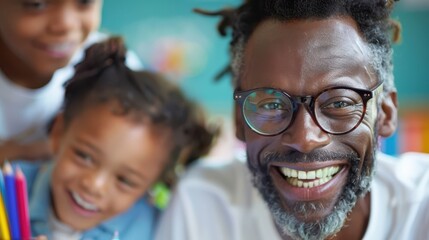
[{"x1": 29, "y1": 163, "x2": 54, "y2": 237}]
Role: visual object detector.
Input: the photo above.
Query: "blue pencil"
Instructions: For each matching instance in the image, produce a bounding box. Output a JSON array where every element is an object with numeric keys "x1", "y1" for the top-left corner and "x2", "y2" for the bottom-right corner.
[
  {"x1": 3, "y1": 162, "x2": 21, "y2": 240},
  {"x1": 0, "y1": 169, "x2": 5, "y2": 199}
]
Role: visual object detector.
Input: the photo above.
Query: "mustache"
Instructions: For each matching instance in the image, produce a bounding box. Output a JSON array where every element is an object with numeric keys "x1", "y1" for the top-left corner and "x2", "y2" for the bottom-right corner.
[{"x1": 262, "y1": 150, "x2": 360, "y2": 164}]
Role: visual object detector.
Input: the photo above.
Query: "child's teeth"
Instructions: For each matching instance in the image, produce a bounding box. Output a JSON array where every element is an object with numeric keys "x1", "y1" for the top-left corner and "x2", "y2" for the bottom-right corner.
[
  {"x1": 72, "y1": 192, "x2": 99, "y2": 211},
  {"x1": 48, "y1": 43, "x2": 73, "y2": 52}
]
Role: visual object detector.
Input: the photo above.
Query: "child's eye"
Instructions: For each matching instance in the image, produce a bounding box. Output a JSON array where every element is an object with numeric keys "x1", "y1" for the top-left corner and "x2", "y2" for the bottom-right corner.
[
  {"x1": 74, "y1": 149, "x2": 93, "y2": 165},
  {"x1": 21, "y1": 0, "x2": 47, "y2": 10},
  {"x1": 77, "y1": 0, "x2": 97, "y2": 6},
  {"x1": 117, "y1": 176, "x2": 138, "y2": 189}
]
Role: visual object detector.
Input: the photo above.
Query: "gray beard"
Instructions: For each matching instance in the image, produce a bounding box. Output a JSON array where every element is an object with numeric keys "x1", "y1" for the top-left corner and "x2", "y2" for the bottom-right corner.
[{"x1": 247, "y1": 147, "x2": 376, "y2": 240}]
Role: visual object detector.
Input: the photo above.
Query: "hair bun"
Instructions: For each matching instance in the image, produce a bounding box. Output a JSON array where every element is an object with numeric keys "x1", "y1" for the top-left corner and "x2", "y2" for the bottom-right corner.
[{"x1": 74, "y1": 36, "x2": 127, "y2": 75}]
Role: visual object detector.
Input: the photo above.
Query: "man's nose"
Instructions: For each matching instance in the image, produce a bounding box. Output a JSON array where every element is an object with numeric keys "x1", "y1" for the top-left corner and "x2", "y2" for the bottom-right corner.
[{"x1": 280, "y1": 106, "x2": 330, "y2": 153}]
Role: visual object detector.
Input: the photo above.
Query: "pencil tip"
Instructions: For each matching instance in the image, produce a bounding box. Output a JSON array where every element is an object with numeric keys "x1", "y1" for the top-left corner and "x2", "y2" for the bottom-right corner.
[
  {"x1": 3, "y1": 161, "x2": 13, "y2": 174},
  {"x1": 15, "y1": 166, "x2": 23, "y2": 176}
]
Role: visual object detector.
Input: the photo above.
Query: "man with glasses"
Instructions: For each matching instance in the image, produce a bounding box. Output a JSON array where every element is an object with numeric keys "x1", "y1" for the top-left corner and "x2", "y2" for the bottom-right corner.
[{"x1": 155, "y1": 0, "x2": 429, "y2": 240}]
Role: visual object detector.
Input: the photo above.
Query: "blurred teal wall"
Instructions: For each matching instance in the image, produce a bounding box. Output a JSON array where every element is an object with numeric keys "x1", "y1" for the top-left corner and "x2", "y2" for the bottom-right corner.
[
  {"x1": 101, "y1": 0, "x2": 429, "y2": 116},
  {"x1": 101, "y1": 0, "x2": 241, "y2": 116},
  {"x1": 392, "y1": 4, "x2": 429, "y2": 110}
]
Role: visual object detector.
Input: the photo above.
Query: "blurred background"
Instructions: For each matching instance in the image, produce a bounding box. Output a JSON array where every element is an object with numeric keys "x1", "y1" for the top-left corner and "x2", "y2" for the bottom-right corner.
[{"x1": 100, "y1": 0, "x2": 429, "y2": 157}]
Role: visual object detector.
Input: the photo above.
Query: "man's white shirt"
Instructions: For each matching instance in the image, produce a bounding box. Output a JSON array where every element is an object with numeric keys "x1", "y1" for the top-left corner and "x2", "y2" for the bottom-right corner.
[{"x1": 155, "y1": 152, "x2": 429, "y2": 240}]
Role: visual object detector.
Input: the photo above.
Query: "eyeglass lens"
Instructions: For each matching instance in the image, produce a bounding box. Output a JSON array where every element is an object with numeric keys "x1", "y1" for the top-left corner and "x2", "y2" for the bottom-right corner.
[{"x1": 242, "y1": 88, "x2": 366, "y2": 135}]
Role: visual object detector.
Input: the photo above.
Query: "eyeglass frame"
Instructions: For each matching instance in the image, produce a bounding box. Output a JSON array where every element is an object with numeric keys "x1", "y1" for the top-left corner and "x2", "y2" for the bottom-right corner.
[{"x1": 233, "y1": 82, "x2": 384, "y2": 136}]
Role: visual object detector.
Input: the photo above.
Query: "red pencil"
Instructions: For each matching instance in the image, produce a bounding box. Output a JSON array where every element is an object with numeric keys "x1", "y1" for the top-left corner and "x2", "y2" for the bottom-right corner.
[{"x1": 15, "y1": 167, "x2": 31, "y2": 239}]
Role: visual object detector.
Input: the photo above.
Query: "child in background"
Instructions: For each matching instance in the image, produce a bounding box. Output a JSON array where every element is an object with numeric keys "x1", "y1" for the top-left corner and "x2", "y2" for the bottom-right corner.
[
  {"x1": 0, "y1": 0, "x2": 141, "y2": 163},
  {"x1": 15, "y1": 37, "x2": 216, "y2": 239}
]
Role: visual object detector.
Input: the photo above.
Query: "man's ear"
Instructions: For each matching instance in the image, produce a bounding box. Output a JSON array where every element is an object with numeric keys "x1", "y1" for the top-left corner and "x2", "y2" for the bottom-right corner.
[
  {"x1": 49, "y1": 113, "x2": 65, "y2": 154},
  {"x1": 234, "y1": 104, "x2": 245, "y2": 141},
  {"x1": 377, "y1": 91, "x2": 398, "y2": 137}
]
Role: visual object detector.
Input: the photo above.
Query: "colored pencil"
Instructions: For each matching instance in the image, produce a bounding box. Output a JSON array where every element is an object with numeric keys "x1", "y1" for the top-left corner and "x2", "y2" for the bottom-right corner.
[
  {"x1": 3, "y1": 162, "x2": 21, "y2": 240},
  {"x1": 15, "y1": 167, "x2": 31, "y2": 239},
  {"x1": 0, "y1": 190, "x2": 11, "y2": 240},
  {"x1": 0, "y1": 169, "x2": 5, "y2": 199}
]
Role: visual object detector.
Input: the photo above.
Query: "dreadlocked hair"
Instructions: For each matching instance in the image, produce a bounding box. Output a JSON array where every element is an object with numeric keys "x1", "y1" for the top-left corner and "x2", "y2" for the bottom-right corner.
[
  {"x1": 195, "y1": 0, "x2": 402, "y2": 95},
  {"x1": 63, "y1": 36, "x2": 218, "y2": 186}
]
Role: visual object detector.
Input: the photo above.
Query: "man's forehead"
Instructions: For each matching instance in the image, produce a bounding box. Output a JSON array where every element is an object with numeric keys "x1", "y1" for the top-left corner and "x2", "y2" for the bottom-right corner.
[
  {"x1": 241, "y1": 16, "x2": 374, "y2": 90},
  {"x1": 247, "y1": 16, "x2": 368, "y2": 59},
  {"x1": 252, "y1": 15, "x2": 364, "y2": 40}
]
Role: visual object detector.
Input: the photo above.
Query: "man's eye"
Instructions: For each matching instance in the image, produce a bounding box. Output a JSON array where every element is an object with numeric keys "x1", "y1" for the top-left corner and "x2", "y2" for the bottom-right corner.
[
  {"x1": 320, "y1": 96, "x2": 359, "y2": 110},
  {"x1": 258, "y1": 98, "x2": 287, "y2": 111},
  {"x1": 327, "y1": 101, "x2": 351, "y2": 109},
  {"x1": 262, "y1": 102, "x2": 284, "y2": 110}
]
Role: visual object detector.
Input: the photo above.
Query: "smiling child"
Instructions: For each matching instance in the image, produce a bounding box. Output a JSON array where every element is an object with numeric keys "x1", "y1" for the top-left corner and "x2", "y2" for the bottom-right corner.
[{"x1": 16, "y1": 36, "x2": 215, "y2": 239}]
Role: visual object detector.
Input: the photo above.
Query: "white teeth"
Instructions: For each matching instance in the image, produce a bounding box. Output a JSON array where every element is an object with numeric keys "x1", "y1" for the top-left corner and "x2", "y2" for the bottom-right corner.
[
  {"x1": 307, "y1": 171, "x2": 316, "y2": 179},
  {"x1": 298, "y1": 171, "x2": 307, "y2": 179},
  {"x1": 281, "y1": 166, "x2": 341, "y2": 188},
  {"x1": 286, "y1": 175, "x2": 333, "y2": 188},
  {"x1": 71, "y1": 192, "x2": 99, "y2": 211},
  {"x1": 316, "y1": 169, "x2": 323, "y2": 178},
  {"x1": 281, "y1": 166, "x2": 340, "y2": 180},
  {"x1": 291, "y1": 170, "x2": 297, "y2": 178}
]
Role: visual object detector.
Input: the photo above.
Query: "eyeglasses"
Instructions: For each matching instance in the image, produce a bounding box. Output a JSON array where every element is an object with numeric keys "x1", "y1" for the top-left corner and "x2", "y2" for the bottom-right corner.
[{"x1": 234, "y1": 82, "x2": 383, "y2": 136}]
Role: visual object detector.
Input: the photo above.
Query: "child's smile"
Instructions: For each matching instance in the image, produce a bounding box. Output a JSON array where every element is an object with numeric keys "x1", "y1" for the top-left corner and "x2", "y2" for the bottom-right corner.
[
  {"x1": 50, "y1": 102, "x2": 173, "y2": 230},
  {"x1": 70, "y1": 191, "x2": 100, "y2": 215}
]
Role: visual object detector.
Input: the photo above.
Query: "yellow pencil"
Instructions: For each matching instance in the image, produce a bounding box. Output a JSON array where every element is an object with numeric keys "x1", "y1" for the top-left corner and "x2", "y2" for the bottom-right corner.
[{"x1": 0, "y1": 190, "x2": 11, "y2": 240}]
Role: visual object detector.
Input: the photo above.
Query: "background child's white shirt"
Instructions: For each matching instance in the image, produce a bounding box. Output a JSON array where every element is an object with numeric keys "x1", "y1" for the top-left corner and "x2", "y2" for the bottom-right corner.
[
  {"x1": 0, "y1": 31, "x2": 142, "y2": 143},
  {"x1": 155, "y1": 152, "x2": 429, "y2": 240}
]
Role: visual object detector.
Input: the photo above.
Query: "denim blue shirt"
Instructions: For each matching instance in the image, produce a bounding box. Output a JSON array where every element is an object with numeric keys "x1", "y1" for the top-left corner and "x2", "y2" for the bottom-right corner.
[{"x1": 15, "y1": 161, "x2": 159, "y2": 240}]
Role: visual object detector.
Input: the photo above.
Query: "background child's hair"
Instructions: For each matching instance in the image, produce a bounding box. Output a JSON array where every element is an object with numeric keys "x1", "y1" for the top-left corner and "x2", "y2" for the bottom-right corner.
[{"x1": 62, "y1": 36, "x2": 218, "y2": 186}]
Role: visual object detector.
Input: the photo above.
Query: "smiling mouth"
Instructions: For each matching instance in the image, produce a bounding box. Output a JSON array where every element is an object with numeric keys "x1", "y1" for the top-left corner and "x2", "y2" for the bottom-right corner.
[
  {"x1": 71, "y1": 191, "x2": 100, "y2": 212},
  {"x1": 35, "y1": 41, "x2": 78, "y2": 59},
  {"x1": 278, "y1": 165, "x2": 343, "y2": 188}
]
